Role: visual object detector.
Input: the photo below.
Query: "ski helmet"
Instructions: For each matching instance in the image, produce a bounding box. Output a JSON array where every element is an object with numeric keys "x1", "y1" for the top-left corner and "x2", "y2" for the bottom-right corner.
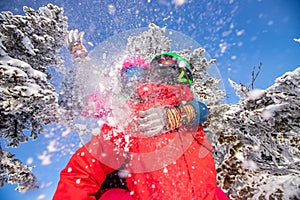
[{"x1": 150, "y1": 52, "x2": 193, "y2": 86}]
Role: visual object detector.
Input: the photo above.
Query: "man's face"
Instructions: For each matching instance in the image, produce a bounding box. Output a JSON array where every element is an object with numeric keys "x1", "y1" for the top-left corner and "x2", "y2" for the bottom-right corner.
[{"x1": 149, "y1": 55, "x2": 193, "y2": 86}]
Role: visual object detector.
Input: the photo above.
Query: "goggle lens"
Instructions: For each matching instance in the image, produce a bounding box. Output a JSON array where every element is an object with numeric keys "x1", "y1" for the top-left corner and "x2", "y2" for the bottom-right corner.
[
  {"x1": 121, "y1": 66, "x2": 145, "y2": 81},
  {"x1": 157, "y1": 57, "x2": 177, "y2": 65}
]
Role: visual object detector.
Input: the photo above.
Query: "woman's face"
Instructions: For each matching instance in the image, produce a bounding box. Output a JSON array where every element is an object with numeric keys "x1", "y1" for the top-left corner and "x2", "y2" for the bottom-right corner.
[{"x1": 120, "y1": 66, "x2": 149, "y2": 97}]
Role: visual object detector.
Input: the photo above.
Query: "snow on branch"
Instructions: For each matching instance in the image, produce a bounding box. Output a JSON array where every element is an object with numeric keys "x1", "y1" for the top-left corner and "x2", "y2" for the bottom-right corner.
[
  {"x1": 228, "y1": 62, "x2": 263, "y2": 101},
  {"x1": 0, "y1": 145, "x2": 38, "y2": 192},
  {"x1": 0, "y1": 4, "x2": 68, "y2": 191},
  {"x1": 213, "y1": 67, "x2": 300, "y2": 199},
  {"x1": 0, "y1": 4, "x2": 68, "y2": 72},
  {"x1": 126, "y1": 23, "x2": 171, "y2": 61}
]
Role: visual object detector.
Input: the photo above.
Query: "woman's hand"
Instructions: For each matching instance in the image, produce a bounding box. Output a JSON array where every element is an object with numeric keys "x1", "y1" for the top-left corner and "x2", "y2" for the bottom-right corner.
[{"x1": 65, "y1": 29, "x2": 89, "y2": 62}]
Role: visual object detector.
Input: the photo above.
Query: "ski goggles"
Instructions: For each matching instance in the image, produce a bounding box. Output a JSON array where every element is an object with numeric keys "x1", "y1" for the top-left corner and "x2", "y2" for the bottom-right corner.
[
  {"x1": 150, "y1": 52, "x2": 193, "y2": 86},
  {"x1": 120, "y1": 65, "x2": 147, "y2": 82}
]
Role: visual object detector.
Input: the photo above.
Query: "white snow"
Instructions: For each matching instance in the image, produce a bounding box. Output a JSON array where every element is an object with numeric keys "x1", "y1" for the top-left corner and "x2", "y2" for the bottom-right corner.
[
  {"x1": 37, "y1": 151, "x2": 52, "y2": 166},
  {"x1": 118, "y1": 170, "x2": 129, "y2": 178},
  {"x1": 141, "y1": 86, "x2": 149, "y2": 92},
  {"x1": 293, "y1": 38, "x2": 300, "y2": 43},
  {"x1": 92, "y1": 128, "x2": 100, "y2": 135},
  {"x1": 21, "y1": 35, "x2": 35, "y2": 55},
  {"x1": 252, "y1": 175, "x2": 300, "y2": 199},
  {"x1": 235, "y1": 152, "x2": 244, "y2": 161},
  {"x1": 74, "y1": 124, "x2": 87, "y2": 132},
  {"x1": 26, "y1": 157, "x2": 34, "y2": 165},
  {"x1": 1, "y1": 10, "x2": 298, "y2": 198},
  {"x1": 1, "y1": 64, "x2": 28, "y2": 79},
  {"x1": 27, "y1": 68, "x2": 47, "y2": 82},
  {"x1": 261, "y1": 103, "x2": 286, "y2": 120},
  {"x1": 39, "y1": 181, "x2": 53, "y2": 189},
  {"x1": 247, "y1": 89, "x2": 265, "y2": 100},
  {"x1": 236, "y1": 29, "x2": 245, "y2": 36},
  {"x1": 62, "y1": 127, "x2": 71, "y2": 137},
  {"x1": 178, "y1": 60, "x2": 186, "y2": 68},
  {"x1": 13, "y1": 84, "x2": 39, "y2": 97},
  {"x1": 241, "y1": 159, "x2": 258, "y2": 170},
  {"x1": 267, "y1": 20, "x2": 274, "y2": 26},
  {"x1": 47, "y1": 140, "x2": 58, "y2": 152},
  {"x1": 2, "y1": 56, "x2": 48, "y2": 85},
  {"x1": 219, "y1": 42, "x2": 228, "y2": 53},
  {"x1": 37, "y1": 194, "x2": 46, "y2": 200},
  {"x1": 172, "y1": 0, "x2": 186, "y2": 6},
  {"x1": 108, "y1": 5, "x2": 116, "y2": 15},
  {"x1": 222, "y1": 30, "x2": 232, "y2": 37},
  {"x1": 163, "y1": 167, "x2": 168, "y2": 173},
  {"x1": 124, "y1": 134, "x2": 130, "y2": 152}
]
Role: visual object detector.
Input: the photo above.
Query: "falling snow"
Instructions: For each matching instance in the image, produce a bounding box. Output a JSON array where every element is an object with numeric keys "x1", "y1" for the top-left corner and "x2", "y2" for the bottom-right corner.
[
  {"x1": 294, "y1": 38, "x2": 300, "y2": 43},
  {"x1": 0, "y1": 2, "x2": 299, "y2": 199}
]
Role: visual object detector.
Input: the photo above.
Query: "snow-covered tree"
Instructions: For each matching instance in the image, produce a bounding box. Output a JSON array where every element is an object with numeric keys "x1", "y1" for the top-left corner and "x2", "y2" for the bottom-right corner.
[
  {"x1": 0, "y1": 145, "x2": 37, "y2": 192},
  {"x1": 212, "y1": 68, "x2": 300, "y2": 199},
  {"x1": 0, "y1": 4, "x2": 68, "y2": 192}
]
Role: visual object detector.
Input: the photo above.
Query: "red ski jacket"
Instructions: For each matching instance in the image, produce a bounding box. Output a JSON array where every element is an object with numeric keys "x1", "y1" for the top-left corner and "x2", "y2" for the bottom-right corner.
[{"x1": 53, "y1": 83, "x2": 226, "y2": 200}]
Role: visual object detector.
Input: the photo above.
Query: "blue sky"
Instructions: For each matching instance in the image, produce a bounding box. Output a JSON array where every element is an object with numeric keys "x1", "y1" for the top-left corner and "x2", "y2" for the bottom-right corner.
[{"x1": 0, "y1": 0, "x2": 299, "y2": 199}]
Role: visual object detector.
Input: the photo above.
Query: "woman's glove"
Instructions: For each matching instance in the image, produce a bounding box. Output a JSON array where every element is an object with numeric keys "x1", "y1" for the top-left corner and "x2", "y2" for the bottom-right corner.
[{"x1": 65, "y1": 29, "x2": 89, "y2": 61}]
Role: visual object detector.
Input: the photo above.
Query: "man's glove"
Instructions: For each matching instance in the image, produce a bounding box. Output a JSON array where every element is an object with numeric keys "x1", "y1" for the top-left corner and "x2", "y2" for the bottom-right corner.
[
  {"x1": 137, "y1": 107, "x2": 167, "y2": 137},
  {"x1": 65, "y1": 29, "x2": 89, "y2": 61},
  {"x1": 137, "y1": 104, "x2": 196, "y2": 137}
]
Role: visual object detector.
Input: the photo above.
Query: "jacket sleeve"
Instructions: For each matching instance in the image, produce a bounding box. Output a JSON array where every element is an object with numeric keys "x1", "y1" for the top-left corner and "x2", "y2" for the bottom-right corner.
[
  {"x1": 53, "y1": 144, "x2": 115, "y2": 200},
  {"x1": 189, "y1": 96, "x2": 209, "y2": 125}
]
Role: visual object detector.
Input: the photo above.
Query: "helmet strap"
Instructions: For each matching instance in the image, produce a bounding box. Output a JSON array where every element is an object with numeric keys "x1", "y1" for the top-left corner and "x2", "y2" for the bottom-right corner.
[{"x1": 178, "y1": 70, "x2": 192, "y2": 86}]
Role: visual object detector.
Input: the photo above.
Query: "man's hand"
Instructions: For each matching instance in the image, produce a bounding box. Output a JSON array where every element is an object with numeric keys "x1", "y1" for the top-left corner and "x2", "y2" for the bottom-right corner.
[
  {"x1": 137, "y1": 107, "x2": 167, "y2": 137},
  {"x1": 137, "y1": 103, "x2": 198, "y2": 137},
  {"x1": 65, "y1": 29, "x2": 89, "y2": 61}
]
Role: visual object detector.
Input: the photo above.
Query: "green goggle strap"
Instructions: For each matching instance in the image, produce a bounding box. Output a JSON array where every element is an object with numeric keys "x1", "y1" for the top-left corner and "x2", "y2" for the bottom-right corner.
[{"x1": 178, "y1": 70, "x2": 193, "y2": 85}]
